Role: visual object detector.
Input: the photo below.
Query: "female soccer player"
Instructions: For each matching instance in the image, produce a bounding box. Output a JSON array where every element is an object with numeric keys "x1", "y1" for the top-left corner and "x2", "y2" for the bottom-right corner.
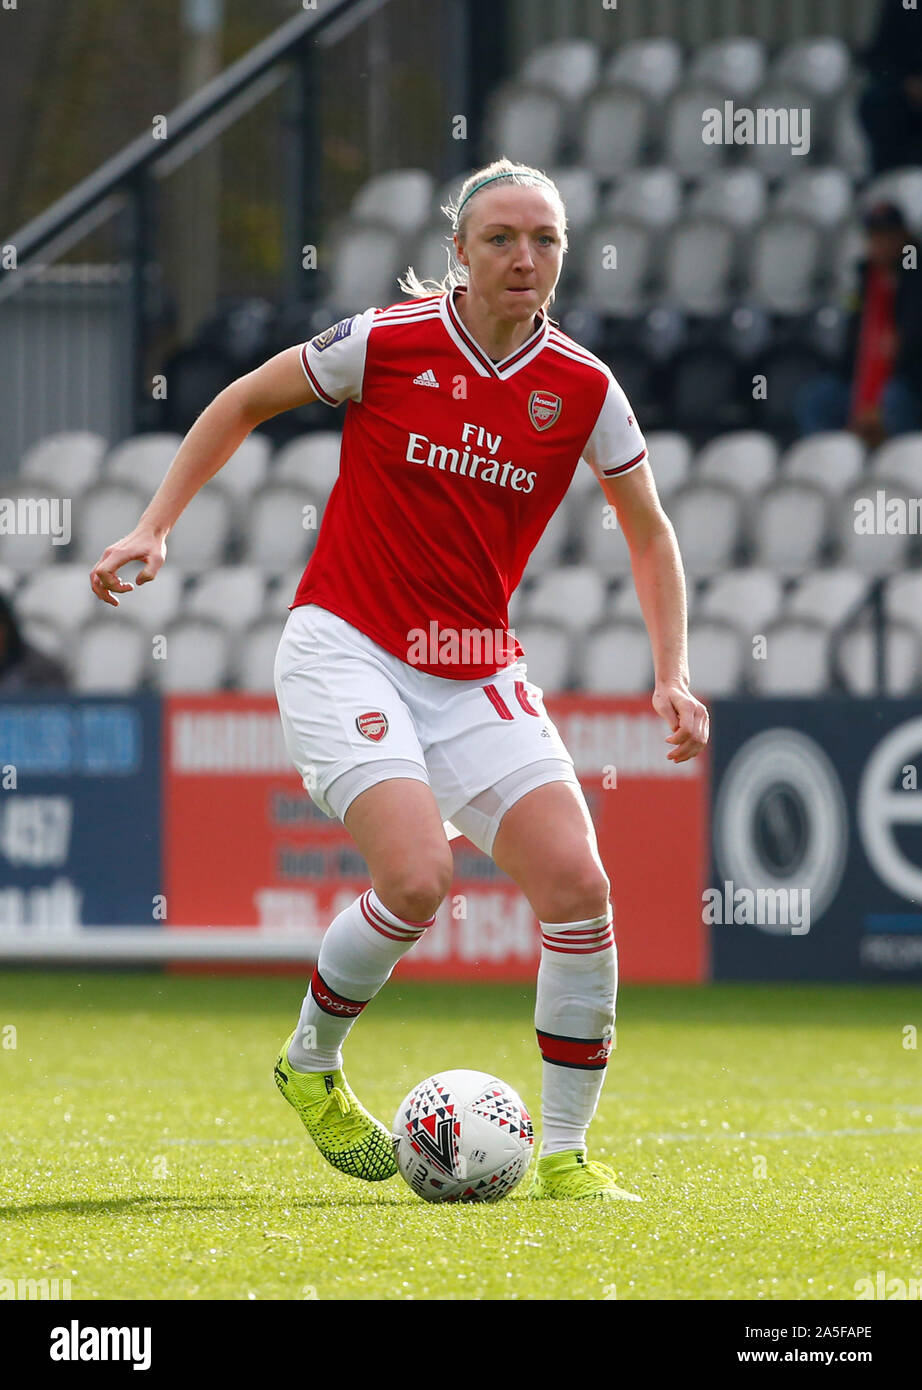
[{"x1": 91, "y1": 157, "x2": 709, "y2": 1201}]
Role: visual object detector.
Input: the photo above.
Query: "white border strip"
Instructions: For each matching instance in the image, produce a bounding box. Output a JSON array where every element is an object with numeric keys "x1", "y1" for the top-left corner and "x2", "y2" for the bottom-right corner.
[{"x1": 0, "y1": 929, "x2": 324, "y2": 961}]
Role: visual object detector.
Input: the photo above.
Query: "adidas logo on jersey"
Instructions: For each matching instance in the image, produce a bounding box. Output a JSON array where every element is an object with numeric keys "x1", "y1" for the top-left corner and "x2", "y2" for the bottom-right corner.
[{"x1": 413, "y1": 369, "x2": 440, "y2": 388}]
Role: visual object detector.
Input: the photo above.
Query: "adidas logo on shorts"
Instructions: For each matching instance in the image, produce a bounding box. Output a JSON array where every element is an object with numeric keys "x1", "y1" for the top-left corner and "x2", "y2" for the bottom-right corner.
[{"x1": 412, "y1": 368, "x2": 439, "y2": 388}]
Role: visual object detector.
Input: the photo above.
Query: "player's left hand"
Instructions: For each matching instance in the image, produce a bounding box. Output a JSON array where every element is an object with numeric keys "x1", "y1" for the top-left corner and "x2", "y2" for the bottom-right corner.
[{"x1": 652, "y1": 682, "x2": 709, "y2": 764}]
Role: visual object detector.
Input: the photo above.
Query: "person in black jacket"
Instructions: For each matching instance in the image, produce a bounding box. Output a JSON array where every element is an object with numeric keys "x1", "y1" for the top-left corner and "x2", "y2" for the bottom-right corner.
[
  {"x1": 859, "y1": 0, "x2": 922, "y2": 173},
  {"x1": 795, "y1": 201, "x2": 922, "y2": 442},
  {"x1": 0, "y1": 591, "x2": 69, "y2": 691}
]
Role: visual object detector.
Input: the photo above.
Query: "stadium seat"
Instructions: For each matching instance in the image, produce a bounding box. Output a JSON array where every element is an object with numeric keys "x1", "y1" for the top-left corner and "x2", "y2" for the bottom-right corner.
[
  {"x1": 578, "y1": 494, "x2": 634, "y2": 578},
  {"x1": 785, "y1": 568, "x2": 871, "y2": 627},
  {"x1": 861, "y1": 169, "x2": 922, "y2": 233},
  {"x1": 742, "y1": 83, "x2": 817, "y2": 175},
  {"x1": 242, "y1": 482, "x2": 321, "y2": 571},
  {"x1": 605, "y1": 168, "x2": 682, "y2": 229},
  {"x1": 16, "y1": 564, "x2": 99, "y2": 629},
  {"x1": 782, "y1": 432, "x2": 866, "y2": 495},
  {"x1": 830, "y1": 221, "x2": 867, "y2": 297},
  {"x1": 749, "y1": 618, "x2": 832, "y2": 695},
  {"x1": 869, "y1": 435, "x2": 922, "y2": 491},
  {"x1": 638, "y1": 306, "x2": 689, "y2": 362},
  {"x1": 836, "y1": 621, "x2": 921, "y2": 696},
  {"x1": 578, "y1": 85, "x2": 649, "y2": 177},
  {"x1": 830, "y1": 89, "x2": 871, "y2": 178},
  {"x1": 233, "y1": 615, "x2": 287, "y2": 692},
  {"x1": 521, "y1": 38, "x2": 601, "y2": 103},
  {"x1": 751, "y1": 344, "x2": 828, "y2": 437},
  {"x1": 579, "y1": 620, "x2": 654, "y2": 694},
  {"x1": 20, "y1": 430, "x2": 107, "y2": 495},
  {"x1": 669, "y1": 347, "x2": 745, "y2": 435},
  {"x1": 405, "y1": 221, "x2": 458, "y2": 288},
  {"x1": 186, "y1": 566, "x2": 268, "y2": 633},
  {"x1": 698, "y1": 568, "x2": 783, "y2": 631},
  {"x1": 689, "y1": 38, "x2": 767, "y2": 98},
  {"x1": 669, "y1": 481, "x2": 742, "y2": 577},
  {"x1": 773, "y1": 168, "x2": 853, "y2": 228},
  {"x1": 512, "y1": 621, "x2": 572, "y2": 692},
  {"x1": 578, "y1": 219, "x2": 651, "y2": 314},
  {"x1": 105, "y1": 433, "x2": 184, "y2": 492},
  {"x1": 350, "y1": 169, "x2": 435, "y2": 236},
  {"x1": 605, "y1": 39, "x2": 682, "y2": 101},
  {"x1": 696, "y1": 432, "x2": 779, "y2": 495},
  {"x1": 547, "y1": 167, "x2": 599, "y2": 231},
  {"x1": 327, "y1": 219, "x2": 405, "y2": 312},
  {"x1": 0, "y1": 566, "x2": 18, "y2": 597},
  {"x1": 662, "y1": 218, "x2": 737, "y2": 316},
  {"x1": 523, "y1": 565, "x2": 607, "y2": 631},
  {"x1": 163, "y1": 482, "x2": 234, "y2": 569},
  {"x1": 217, "y1": 432, "x2": 272, "y2": 503},
  {"x1": 151, "y1": 617, "x2": 230, "y2": 692},
  {"x1": 115, "y1": 564, "x2": 186, "y2": 634},
  {"x1": 21, "y1": 614, "x2": 70, "y2": 669},
  {"x1": 662, "y1": 84, "x2": 729, "y2": 175},
  {"x1": 484, "y1": 82, "x2": 566, "y2": 169},
  {"x1": 688, "y1": 619, "x2": 747, "y2": 695},
  {"x1": 523, "y1": 502, "x2": 571, "y2": 574},
  {"x1": 0, "y1": 475, "x2": 73, "y2": 572},
  {"x1": 751, "y1": 481, "x2": 829, "y2": 575},
  {"x1": 71, "y1": 480, "x2": 149, "y2": 567},
  {"x1": 273, "y1": 432, "x2": 342, "y2": 497},
  {"x1": 885, "y1": 572, "x2": 922, "y2": 633},
  {"x1": 687, "y1": 169, "x2": 768, "y2": 229},
  {"x1": 73, "y1": 616, "x2": 149, "y2": 692},
  {"x1": 645, "y1": 432, "x2": 692, "y2": 497},
  {"x1": 771, "y1": 37, "x2": 851, "y2": 99},
  {"x1": 745, "y1": 215, "x2": 823, "y2": 313},
  {"x1": 718, "y1": 305, "x2": 773, "y2": 361},
  {"x1": 836, "y1": 480, "x2": 917, "y2": 575}
]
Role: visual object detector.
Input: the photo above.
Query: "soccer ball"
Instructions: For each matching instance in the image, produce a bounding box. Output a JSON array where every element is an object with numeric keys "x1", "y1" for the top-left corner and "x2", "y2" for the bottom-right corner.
[{"x1": 392, "y1": 1068, "x2": 534, "y2": 1203}]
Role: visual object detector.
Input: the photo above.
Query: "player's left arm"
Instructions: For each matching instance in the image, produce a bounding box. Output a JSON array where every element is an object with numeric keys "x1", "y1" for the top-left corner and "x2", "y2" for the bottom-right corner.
[{"x1": 601, "y1": 462, "x2": 709, "y2": 764}]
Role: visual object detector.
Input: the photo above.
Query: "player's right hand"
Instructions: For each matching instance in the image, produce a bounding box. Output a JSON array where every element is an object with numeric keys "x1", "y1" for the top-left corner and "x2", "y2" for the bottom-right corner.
[{"x1": 90, "y1": 528, "x2": 166, "y2": 608}]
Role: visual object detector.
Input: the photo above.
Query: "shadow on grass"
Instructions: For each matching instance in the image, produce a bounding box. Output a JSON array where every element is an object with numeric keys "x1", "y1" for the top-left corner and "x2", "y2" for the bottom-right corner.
[{"x1": 0, "y1": 1191, "x2": 412, "y2": 1219}]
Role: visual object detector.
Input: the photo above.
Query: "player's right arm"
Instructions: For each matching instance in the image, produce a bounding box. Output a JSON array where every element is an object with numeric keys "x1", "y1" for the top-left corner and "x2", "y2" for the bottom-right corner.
[{"x1": 90, "y1": 346, "x2": 318, "y2": 606}]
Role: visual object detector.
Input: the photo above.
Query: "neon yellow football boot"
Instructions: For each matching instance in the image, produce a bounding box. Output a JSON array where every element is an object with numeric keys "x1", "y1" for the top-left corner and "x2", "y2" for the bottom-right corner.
[
  {"x1": 529, "y1": 1148, "x2": 641, "y2": 1201},
  {"x1": 273, "y1": 1032, "x2": 397, "y2": 1181}
]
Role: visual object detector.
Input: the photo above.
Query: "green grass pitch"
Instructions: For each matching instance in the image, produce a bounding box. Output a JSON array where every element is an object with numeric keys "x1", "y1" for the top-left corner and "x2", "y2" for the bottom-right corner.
[{"x1": 1, "y1": 972, "x2": 920, "y2": 1301}]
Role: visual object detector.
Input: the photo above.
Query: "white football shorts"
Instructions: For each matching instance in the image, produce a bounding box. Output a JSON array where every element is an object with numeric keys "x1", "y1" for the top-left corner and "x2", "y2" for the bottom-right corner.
[{"x1": 274, "y1": 603, "x2": 581, "y2": 853}]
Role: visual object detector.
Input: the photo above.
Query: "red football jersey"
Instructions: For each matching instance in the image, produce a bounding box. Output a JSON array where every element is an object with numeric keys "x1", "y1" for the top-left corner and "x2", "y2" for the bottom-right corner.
[{"x1": 291, "y1": 286, "x2": 648, "y2": 679}]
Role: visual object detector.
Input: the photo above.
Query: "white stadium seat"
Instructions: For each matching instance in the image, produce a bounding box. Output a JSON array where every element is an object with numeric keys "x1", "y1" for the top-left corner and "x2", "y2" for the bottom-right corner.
[
  {"x1": 116, "y1": 565, "x2": 186, "y2": 634},
  {"x1": 696, "y1": 432, "x2": 779, "y2": 495},
  {"x1": 605, "y1": 168, "x2": 682, "y2": 229},
  {"x1": 16, "y1": 564, "x2": 99, "y2": 629},
  {"x1": 404, "y1": 222, "x2": 458, "y2": 290},
  {"x1": 687, "y1": 169, "x2": 768, "y2": 229},
  {"x1": 579, "y1": 620, "x2": 653, "y2": 694},
  {"x1": 578, "y1": 493, "x2": 634, "y2": 578},
  {"x1": 163, "y1": 482, "x2": 233, "y2": 569},
  {"x1": 698, "y1": 569, "x2": 783, "y2": 632},
  {"x1": 751, "y1": 481, "x2": 828, "y2": 575},
  {"x1": 662, "y1": 218, "x2": 737, "y2": 316},
  {"x1": 689, "y1": 38, "x2": 767, "y2": 98},
  {"x1": 785, "y1": 568, "x2": 871, "y2": 628},
  {"x1": 72, "y1": 480, "x2": 149, "y2": 566},
  {"x1": 771, "y1": 38, "x2": 851, "y2": 99},
  {"x1": 861, "y1": 169, "x2": 922, "y2": 234},
  {"x1": 73, "y1": 616, "x2": 149, "y2": 692},
  {"x1": 327, "y1": 219, "x2": 405, "y2": 312},
  {"x1": 350, "y1": 169, "x2": 435, "y2": 236},
  {"x1": 782, "y1": 432, "x2": 866, "y2": 495},
  {"x1": 0, "y1": 475, "x2": 76, "y2": 572},
  {"x1": 105, "y1": 433, "x2": 183, "y2": 492},
  {"x1": 20, "y1": 430, "x2": 108, "y2": 495},
  {"x1": 232, "y1": 616, "x2": 287, "y2": 693},
  {"x1": 869, "y1": 435, "x2": 922, "y2": 491},
  {"x1": 242, "y1": 482, "x2": 321, "y2": 571},
  {"x1": 773, "y1": 167, "x2": 853, "y2": 228},
  {"x1": 547, "y1": 167, "x2": 599, "y2": 231},
  {"x1": 836, "y1": 481, "x2": 917, "y2": 576},
  {"x1": 578, "y1": 85, "x2": 649, "y2": 177},
  {"x1": 606, "y1": 39, "x2": 682, "y2": 102},
  {"x1": 523, "y1": 565, "x2": 607, "y2": 632},
  {"x1": 749, "y1": 619, "x2": 832, "y2": 695},
  {"x1": 830, "y1": 89, "x2": 871, "y2": 178},
  {"x1": 662, "y1": 84, "x2": 729, "y2": 176},
  {"x1": 513, "y1": 621, "x2": 572, "y2": 693},
  {"x1": 522, "y1": 502, "x2": 571, "y2": 576},
  {"x1": 484, "y1": 82, "x2": 566, "y2": 169},
  {"x1": 645, "y1": 432, "x2": 692, "y2": 497},
  {"x1": 886, "y1": 572, "x2": 922, "y2": 633},
  {"x1": 151, "y1": 617, "x2": 230, "y2": 693},
  {"x1": 21, "y1": 614, "x2": 70, "y2": 667},
  {"x1": 830, "y1": 221, "x2": 867, "y2": 297},
  {"x1": 742, "y1": 83, "x2": 817, "y2": 176},
  {"x1": 186, "y1": 566, "x2": 268, "y2": 633},
  {"x1": 609, "y1": 578, "x2": 696, "y2": 623},
  {"x1": 837, "y1": 622, "x2": 921, "y2": 696},
  {"x1": 669, "y1": 482, "x2": 742, "y2": 577},
  {"x1": 688, "y1": 619, "x2": 746, "y2": 695},
  {"x1": 217, "y1": 432, "x2": 272, "y2": 503},
  {"x1": 578, "y1": 219, "x2": 651, "y2": 314},
  {"x1": 521, "y1": 39, "x2": 601, "y2": 103},
  {"x1": 746, "y1": 215, "x2": 823, "y2": 314},
  {"x1": 273, "y1": 432, "x2": 342, "y2": 496}
]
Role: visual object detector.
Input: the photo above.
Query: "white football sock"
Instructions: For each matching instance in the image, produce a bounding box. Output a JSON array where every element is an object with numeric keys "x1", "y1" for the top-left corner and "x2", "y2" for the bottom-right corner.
[
  {"x1": 287, "y1": 889, "x2": 434, "y2": 1073},
  {"x1": 534, "y1": 908, "x2": 617, "y2": 1157}
]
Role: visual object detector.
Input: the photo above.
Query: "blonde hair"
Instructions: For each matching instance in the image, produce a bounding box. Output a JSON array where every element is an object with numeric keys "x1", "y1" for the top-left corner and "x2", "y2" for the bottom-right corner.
[{"x1": 397, "y1": 157, "x2": 568, "y2": 300}]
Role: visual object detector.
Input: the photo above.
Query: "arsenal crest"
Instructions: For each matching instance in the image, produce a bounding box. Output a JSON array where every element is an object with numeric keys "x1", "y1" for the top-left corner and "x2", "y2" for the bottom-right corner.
[
  {"x1": 528, "y1": 390, "x2": 562, "y2": 431},
  {"x1": 356, "y1": 711, "x2": 388, "y2": 742}
]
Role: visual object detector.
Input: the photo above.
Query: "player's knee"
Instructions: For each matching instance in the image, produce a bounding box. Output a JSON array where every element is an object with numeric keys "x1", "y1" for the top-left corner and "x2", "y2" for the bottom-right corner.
[
  {"x1": 535, "y1": 862, "x2": 610, "y2": 925},
  {"x1": 375, "y1": 852, "x2": 453, "y2": 925}
]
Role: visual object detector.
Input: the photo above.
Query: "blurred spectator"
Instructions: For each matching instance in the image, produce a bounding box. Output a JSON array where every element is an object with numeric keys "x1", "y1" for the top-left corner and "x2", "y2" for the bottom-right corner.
[
  {"x1": 795, "y1": 202, "x2": 922, "y2": 443},
  {"x1": 859, "y1": 0, "x2": 922, "y2": 173},
  {"x1": 0, "y1": 593, "x2": 68, "y2": 692}
]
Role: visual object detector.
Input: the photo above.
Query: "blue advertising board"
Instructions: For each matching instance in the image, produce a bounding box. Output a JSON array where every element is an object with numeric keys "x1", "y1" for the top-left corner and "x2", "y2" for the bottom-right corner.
[{"x1": 710, "y1": 699, "x2": 922, "y2": 981}]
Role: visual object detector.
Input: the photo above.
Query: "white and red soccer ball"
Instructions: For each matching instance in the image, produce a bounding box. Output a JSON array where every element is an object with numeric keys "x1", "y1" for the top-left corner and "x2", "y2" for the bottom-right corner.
[{"x1": 392, "y1": 1069, "x2": 534, "y2": 1203}]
